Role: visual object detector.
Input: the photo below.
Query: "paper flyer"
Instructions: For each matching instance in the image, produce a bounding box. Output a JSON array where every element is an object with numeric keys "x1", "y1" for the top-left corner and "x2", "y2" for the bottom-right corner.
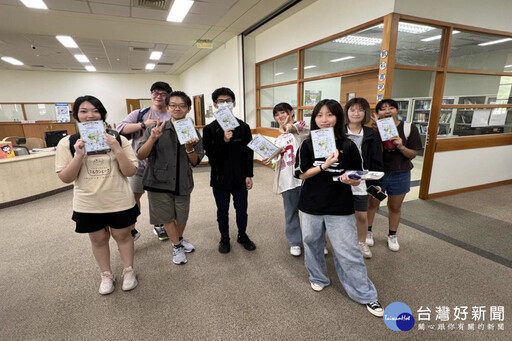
[
  {"x1": 311, "y1": 127, "x2": 336, "y2": 159},
  {"x1": 77, "y1": 120, "x2": 110, "y2": 153},
  {"x1": 213, "y1": 107, "x2": 240, "y2": 131},
  {"x1": 247, "y1": 134, "x2": 279, "y2": 159},
  {"x1": 376, "y1": 117, "x2": 399, "y2": 141},
  {"x1": 172, "y1": 118, "x2": 199, "y2": 145}
]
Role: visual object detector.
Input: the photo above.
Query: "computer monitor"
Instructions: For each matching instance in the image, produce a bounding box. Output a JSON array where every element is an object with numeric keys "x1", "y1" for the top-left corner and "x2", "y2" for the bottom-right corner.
[{"x1": 45, "y1": 130, "x2": 68, "y2": 147}]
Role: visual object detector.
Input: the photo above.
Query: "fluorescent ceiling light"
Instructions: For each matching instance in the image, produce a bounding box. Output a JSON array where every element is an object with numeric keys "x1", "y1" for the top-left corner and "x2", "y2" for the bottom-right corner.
[
  {"x1": 274, "y1": 72, "x2": 284, "y2": 76},
  {"x1": 85, "y1": 65, "x2": 96, "y2": 72},
  {"x1": 1, "y1": 57, "x2": 24, "y2": 65},
  {"x1": 56, "y1": 35, "x2": 78, "y2": 48},
  {"x1": 478, "y1": 38, "x2": 512, "y2": 46},
  {"x1": 167, "y1": 0, "x2": 194, "y2": 23},
  {"x1": 505, "y1": 65, "x2": 512, "y2": 68},
  {"x1": 150, "y1": 51, "x2": 163, "y2": 60},
  {"x1": 20, "y1": 0, "x2": 47, "y2": 10},
  {"x1": 330, "y1": 56, "x2": 355, "y2": 63},
  {"x1": 421, "y1": 30, "x2": 460, "y2": 42},
  {"x1": 74, "y1": 54, "x2": 90, "y2": 63},
  {"x1": 293, "y1": 65, "x2": 316, "y2": 70},
  {"x1": 145, "y1": 63, "x2": 156, "y2": 70},
  {"x1": 334, "y1": 36, "x2": 382, "y2": 46}
]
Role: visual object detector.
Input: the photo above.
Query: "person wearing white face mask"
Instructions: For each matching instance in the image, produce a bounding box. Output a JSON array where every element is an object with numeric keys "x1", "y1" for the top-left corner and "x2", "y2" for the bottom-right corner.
[{"x1": 203, "y1": 87, "x2": 256, "y2": 254}]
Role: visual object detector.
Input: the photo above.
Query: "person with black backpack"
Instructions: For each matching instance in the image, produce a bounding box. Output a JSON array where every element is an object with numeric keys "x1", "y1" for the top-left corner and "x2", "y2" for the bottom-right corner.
[
  {"x1": 117, "y1": 81, "x2": 172, "y2": 242},
  {"x1": 55, "y1": 95, "x2": 140, "y2": 295}
]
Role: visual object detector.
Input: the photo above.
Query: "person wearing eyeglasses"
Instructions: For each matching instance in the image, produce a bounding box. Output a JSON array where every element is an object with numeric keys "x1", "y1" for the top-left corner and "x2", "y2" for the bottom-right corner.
[
  {"x1": 117, "y1": 81, "x2": 172, "y2": 242},
  {"x1": 203, "y1": 87, "x2": 256, "y2": 254},
  {"x1": 137, "y1": 91, "x2": 204, "y2": 265}
]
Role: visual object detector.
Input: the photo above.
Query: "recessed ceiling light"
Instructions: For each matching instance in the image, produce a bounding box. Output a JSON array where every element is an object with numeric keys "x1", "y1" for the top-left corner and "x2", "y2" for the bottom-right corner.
[
  {"x1": 274, "y1": 72, "x2": 284, "y2": 76},
  {"x1": 20, "y1": 0, "x2": 47, "y2": 10},
  {"x1": 85, "y1": 65, "x2": 96, "y2": 72},
  {"x1": 150, "y1": 51, "x2": 163, "y2": 60},
  {"x1": 478, "y1": 38, "x2": 512, "y2": 46},
  {"x1": 56, "y1": 36, "x2": 78, "y2": 48},
  {"x1": 74, "y1": 54, "x2": 89, "y2": 63},
  {"x1": 376, "y1": 23, "x2": 435, "y2": 34},
  {"x1": 167, "y1": 0, "x2": 194, "y2": 23},
  {"x1": 330, "y1": 56, "x2": 355, "y2": 62},
  {"x1": 145, "y1": 63, "x2": 156, "y2": 70},
  {"x1": 1, "y1": 57, "x2": 24, "y2": 65}
]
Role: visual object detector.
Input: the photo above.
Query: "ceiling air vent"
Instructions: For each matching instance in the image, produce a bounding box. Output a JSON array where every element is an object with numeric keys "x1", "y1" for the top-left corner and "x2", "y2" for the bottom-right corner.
[
  {"x1": 131, "y1": 68, "x2": 143, "y2": 71},
  {"x1": 134, "y1": 0, "x2": 170, "y2": 10},
  {"x1": 130, "y1": 47, "x2": 151, "y2": 52},
  {"x1": 157, "y1": 62, "x2": 174, "y2": 66},
  {"x1": 30, "y1": 65, "x2": 45, "y2": 68}
]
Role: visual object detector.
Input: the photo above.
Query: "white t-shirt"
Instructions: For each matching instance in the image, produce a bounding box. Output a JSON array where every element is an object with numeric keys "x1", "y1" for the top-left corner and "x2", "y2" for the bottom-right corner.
[
  {"x1": 274, "y1": 122, "x2": 309, "y2": 194},
  {"x1": 346, "y1": 127, "x2": 367, "y2": 195},
  {"x1": 55, "y1": 135, "x2": 137, "y2": 213}
]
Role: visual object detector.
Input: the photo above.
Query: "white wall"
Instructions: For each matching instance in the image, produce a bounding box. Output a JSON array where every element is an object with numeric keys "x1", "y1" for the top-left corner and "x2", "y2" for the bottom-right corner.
[
  {"x1": 0, "y1": 70, "x2": 179, "y2": 125},
  {"x1": 430, "y1": 146, "x2": 512, "y2": 193},
  {"x1": 179, "y1": 36, "x2": 248, "y2": 125}
]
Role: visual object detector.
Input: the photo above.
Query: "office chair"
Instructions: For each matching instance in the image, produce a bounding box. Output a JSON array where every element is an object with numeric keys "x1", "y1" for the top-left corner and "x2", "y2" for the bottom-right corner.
[
  {"x1": 24, "y1": 137, "x2": 46, "y2": 150},
  {"x1": 13, "y1": 146, "x2": 30, "y2": 156}
]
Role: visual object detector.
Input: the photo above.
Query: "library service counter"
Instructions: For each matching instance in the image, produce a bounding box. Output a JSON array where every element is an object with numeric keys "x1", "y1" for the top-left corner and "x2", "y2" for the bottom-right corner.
[{"x1": 0, "y1": 151, "x2": 71, "y2": 206}]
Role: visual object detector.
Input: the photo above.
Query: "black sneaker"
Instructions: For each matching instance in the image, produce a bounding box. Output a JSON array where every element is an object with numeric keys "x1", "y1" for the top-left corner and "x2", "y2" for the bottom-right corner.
[
  {"x1": 219, "y1": 237, "x2": 231, "y2": 254},
  {"x1": 366, "y1": 301, "x2": 384, "y2": 317},
  {"x1": 237, "y1": 234, "x2": 256, "y2": 251},
  {"x1": 131, "y1": 228, "x2": 141, "y2": 241},
  {"x1": 153, "y1": 225, "x2": 169, "y2": 241}
]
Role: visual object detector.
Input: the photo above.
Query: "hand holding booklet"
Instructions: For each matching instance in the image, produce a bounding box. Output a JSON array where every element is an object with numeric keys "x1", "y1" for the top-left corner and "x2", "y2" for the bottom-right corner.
[
  {"x1": 376, "y1": 117, "x2": 399, "y2": 141},
  {"x1": 310, "y1": 127, "x2": 336, "y2": 159},
  {"x1": 77, "y1": 120, "x2": 110, "y2": 154},
  {"x1": 214, "y1": 107, "x2": 240, "y2": 131},
  {"x1": 172, "y1": 117, "x2": 199, "y2": 145},
  {"x1": 344, "y1": 170, "x2": 384, "y2": 180},
  {"x1": 247, "y1": 134, "x2": 279, "y2": 159}
]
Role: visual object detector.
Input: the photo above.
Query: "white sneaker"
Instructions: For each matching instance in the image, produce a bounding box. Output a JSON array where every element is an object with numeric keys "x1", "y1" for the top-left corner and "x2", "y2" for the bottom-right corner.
[
  {"x1": 387, "y1": 235, "x2": 400, "y2": 251},
  {"x1": 366, "y1": 231, "x2": 374, "y2": 247},
  {"x1": 99, "y1": 271, "x2": 115, "y2": 295},
  {"x1": 122, "y1": 266, "x2": 138, "y2": 291},
  {"x1": 290, "y1": 246, "x2": 301, "y2": 256},
  {"x1": 173, "y1": 246, "x2": 187, "y2": 265},
  {"x1": 324, "y1": 247, "x2": 328, "y2": 255},
  {"x1": 359, "y1": 242, "x2": 372, "y2": 259},
  {"x1": 180, "y1": 239, "x2": 195, "y2": 253},
  {"x1": 310, "y1": 282, "x2": 324, "y2": 292}
]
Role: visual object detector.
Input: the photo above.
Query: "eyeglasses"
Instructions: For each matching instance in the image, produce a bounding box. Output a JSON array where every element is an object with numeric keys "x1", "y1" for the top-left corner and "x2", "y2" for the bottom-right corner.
[
  {"x1": 169, "y1": 104, "x2": 188, "y2": 109},
  {"x1": 151, "y1": 91, "x2": 168, "y2": 98},
  {"x1": 216, "y1": 99, "x2": 233, "y2": 104}
]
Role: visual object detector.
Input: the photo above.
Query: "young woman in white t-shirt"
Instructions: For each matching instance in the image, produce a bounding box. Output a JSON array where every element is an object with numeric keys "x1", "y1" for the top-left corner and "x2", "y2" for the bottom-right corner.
[
  {"x1": 262, "y1": 102, "x2": 309, "y2": 256},
  {"x1": 55, "y1": 95, "x2": 140, "y2": 295}
]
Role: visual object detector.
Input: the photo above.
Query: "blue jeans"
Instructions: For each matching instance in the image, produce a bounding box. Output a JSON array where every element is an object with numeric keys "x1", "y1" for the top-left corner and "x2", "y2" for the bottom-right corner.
[
  {"x1": 282, "y1": 187, "x2": 302, "y2": 246},
  {"x1": 212, "y1": 187, "x2": 248, "y2": 239},
  {"x1": 301, "y1": 212, "x2": 378, "y2": 304}
]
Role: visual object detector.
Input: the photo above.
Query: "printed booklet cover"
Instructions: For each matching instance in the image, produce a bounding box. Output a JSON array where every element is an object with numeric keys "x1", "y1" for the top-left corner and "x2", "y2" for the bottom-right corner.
[
  {"x1": 77, "y1": 120, "x2": 110, "y2": 153},
  {"x1": 214, "y1": 107, "x2": 240, "y2": 131},
  {"x1": 344, "y1": 170, "x2": 384, "y2": 180},
  {"x1": 0, "y1": 141, "x2": 15, "y2": 159},
  {"x1": 311, "y1": 127, "x2": 336, "y2": 159},
  {"x1": 172, "y1": 117, "x2": 199, "y2": 145},
  {"x1": 247, "y1": 134, "x2": 279, "y2": 159},
  {"x1": 376, "y1": 117, "x2": 399, "y2": 141}
]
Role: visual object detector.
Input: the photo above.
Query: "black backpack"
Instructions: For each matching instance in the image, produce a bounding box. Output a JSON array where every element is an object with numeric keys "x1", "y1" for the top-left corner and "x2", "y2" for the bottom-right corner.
[
  {"x1": 137, "y1": 107, "x2": 150, "y2": 123},
  {"x1": 69, "y1": 129, "x2": 122, "y2": 156}
]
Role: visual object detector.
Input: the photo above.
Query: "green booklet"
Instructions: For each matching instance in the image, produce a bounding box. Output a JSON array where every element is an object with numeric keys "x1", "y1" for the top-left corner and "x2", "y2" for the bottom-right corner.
[
  {"x1": 77, "y1": 120, "x2": 110, "y2": 154},
  {"x1": 311, "y1": 127, "x2": 336, "y2": 159},
  {"x1": 172, "y1": 117, "x2": 199, "y2": 145}
]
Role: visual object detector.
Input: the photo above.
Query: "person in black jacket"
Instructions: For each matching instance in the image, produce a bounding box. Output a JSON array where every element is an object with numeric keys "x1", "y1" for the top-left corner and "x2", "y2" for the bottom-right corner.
[
  {"x1": 344, "y1": 98, "x2": 384, "y2": 259},
  {"x1": 202, "y1": 87, "x2": 256, "y2": 254}
]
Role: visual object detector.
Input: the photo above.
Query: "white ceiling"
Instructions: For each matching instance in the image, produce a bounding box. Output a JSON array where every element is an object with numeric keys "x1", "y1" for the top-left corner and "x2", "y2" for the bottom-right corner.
[{"x1": 0, "y1": 0, "x2": 295, "y2": 75}]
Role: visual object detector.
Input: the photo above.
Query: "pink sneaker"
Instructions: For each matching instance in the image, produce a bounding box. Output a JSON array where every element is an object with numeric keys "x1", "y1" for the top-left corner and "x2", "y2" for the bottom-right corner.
[
  {"x1": 99, "y1": 271, "x2": 115, "y2": 295},
  {"x1": 122, "y1": 266, "x2": 138, "y2": 291}
]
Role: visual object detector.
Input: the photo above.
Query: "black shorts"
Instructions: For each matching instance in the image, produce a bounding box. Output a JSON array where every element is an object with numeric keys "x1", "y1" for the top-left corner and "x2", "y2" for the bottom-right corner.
[{"x1": 72, "y1": 204, "x2": 140, "y2": 234}]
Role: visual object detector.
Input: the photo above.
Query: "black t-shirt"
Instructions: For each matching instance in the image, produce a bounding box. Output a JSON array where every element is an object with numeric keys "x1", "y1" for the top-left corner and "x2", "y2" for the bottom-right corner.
[
  {"x1": 294, "y1": 138, "x2": 363, "y2": 216},
  {"x1": 382, "y1": 121, "x2": 422, "y2": 173}
]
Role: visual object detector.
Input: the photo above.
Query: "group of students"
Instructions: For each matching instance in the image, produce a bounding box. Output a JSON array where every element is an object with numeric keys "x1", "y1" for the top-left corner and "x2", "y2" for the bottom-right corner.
[{"x1": 55, "y1": 81, "x2": 421, "y2": 318}]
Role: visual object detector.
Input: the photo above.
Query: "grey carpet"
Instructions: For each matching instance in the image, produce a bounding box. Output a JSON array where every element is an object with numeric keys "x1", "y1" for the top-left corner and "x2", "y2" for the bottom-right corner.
[{"x1": 1, "y1": 165, "x2": 511, "y2": 341}]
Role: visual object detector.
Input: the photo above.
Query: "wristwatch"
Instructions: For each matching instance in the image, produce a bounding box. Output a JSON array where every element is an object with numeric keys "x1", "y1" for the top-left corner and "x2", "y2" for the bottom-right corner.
[{"x1": 140, "y1": 122, "x2": 146, "y2": 130}]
